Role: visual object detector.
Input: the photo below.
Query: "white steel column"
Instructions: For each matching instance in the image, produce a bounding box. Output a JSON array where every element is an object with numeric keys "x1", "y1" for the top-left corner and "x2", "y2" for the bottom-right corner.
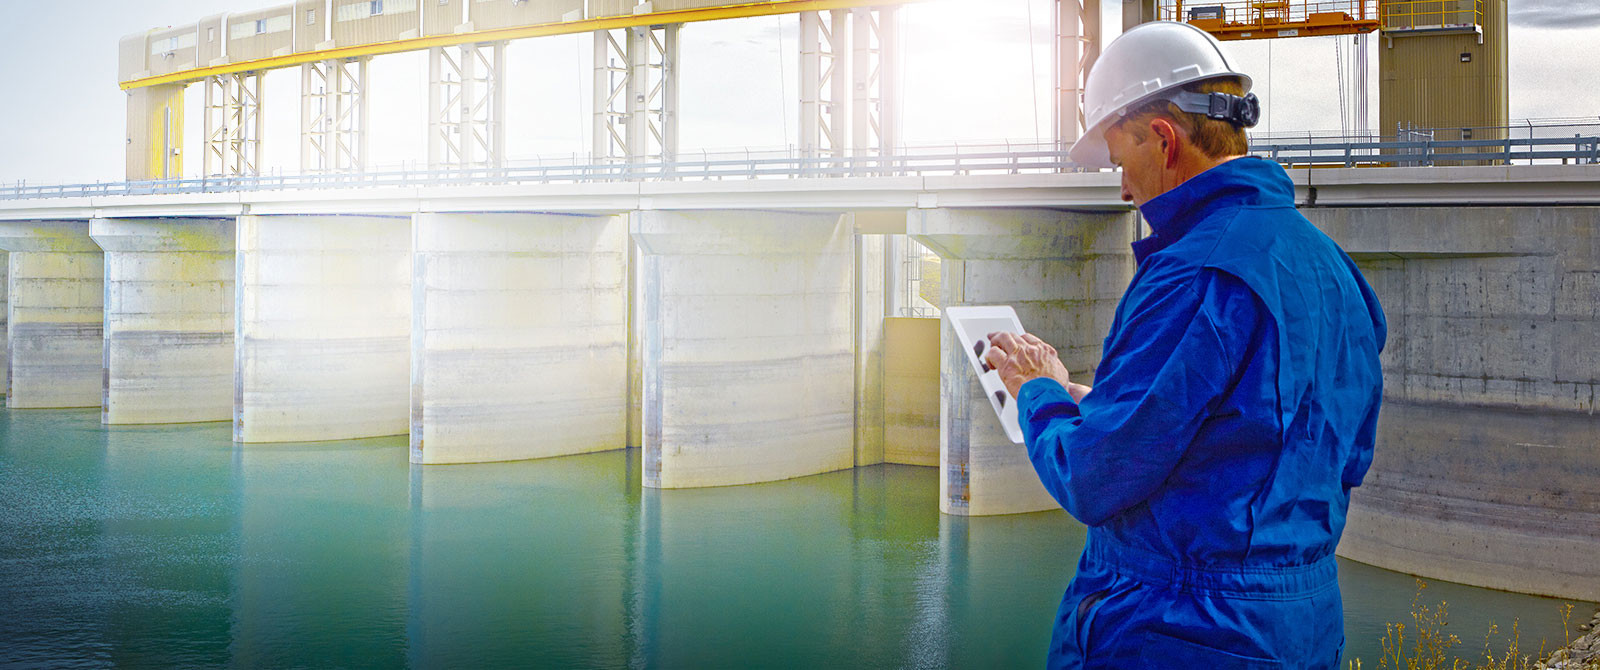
[
  {"x1": 1355, "y1": 32, "x2": 1370, "y2": 136},
  {"x1": 1122, "y1": 0, "x2": 1156, "y2": 30},
  {"x1": 428, "y1": 43, "x2": 506, "y2": 172},
  {"x1": 594, "y1": 25, "x2": 679, "y2": 170},
  {"x1": 593, "y1": 29, "x2": 628, "y2": 165},
  {"x1": 799, "y1": 11, "x2": 850, "y2": 162},
  {"x1": 301, "y1": 58, "x2": 370, "y2": 175},
  {"x1": 850, "y1": 7, "x2": 900, "y2": 168},
  {"x1": 1056, "y1": 0, "x2": 1100, "y2": 150},
  {"x1": 204, "y1": 72, "x2": 264, "y2": 178},
  {"x1": 626, "y1": 27, "x2": 649, "y2": 164}
]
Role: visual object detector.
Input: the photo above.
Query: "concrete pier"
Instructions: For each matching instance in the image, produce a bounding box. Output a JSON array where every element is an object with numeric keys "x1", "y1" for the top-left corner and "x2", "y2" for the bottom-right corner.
[
  {"x1": 0, "y1": 252, "x2": 8, "y2": 396},
  {"x1": 0, "y1": 221, "x2": 104, "y2": 409},
  {"x1": 410, "y1": 213, "x2": 629, "y2": 464},
  {"x1": 90, "y1": 218, "x2": 235, "y2": 424},
  {"x1": 632, "y1": 210, "x2": 855, "y2": 489},
  {"x1": 912, "y1": 208, "x2": 1137, "y2": 516},
  {"x1": 234, "y1": 215, "x2": 410, "y2": 443},
  {"x1": 1310, "y1": 206, "x2": 1600, "y2": 601},
  {"x1": 854, "y1": 232, "x2": 888, "y2": 467}
]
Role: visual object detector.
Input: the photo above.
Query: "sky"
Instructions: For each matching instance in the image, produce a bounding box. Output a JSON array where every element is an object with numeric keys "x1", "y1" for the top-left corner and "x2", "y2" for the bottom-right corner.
[{"x1": 0, "y1": 0, "x2": 1596, "y2": 185}]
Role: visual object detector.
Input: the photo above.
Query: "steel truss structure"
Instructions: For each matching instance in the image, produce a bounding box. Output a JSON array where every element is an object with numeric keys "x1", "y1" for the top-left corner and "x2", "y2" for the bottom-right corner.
[
  {"x1": 1056, "y1": 0, "x2": 1100, "y2": 148},
  {"x1": 203, "y1": 72, "x2": 264, "y2": 178},
  {"x1": 851, "y1": 7, "x2": 901, "y2": 165},
  {"x1": 799, "y1": 10, "x2": 852, "y2": 160},
  {"x1": 592, "y1": 25, "x2": 680, "y2": 169},
  {"x1": 428, "y1": 43, "x2": 507, "y2": 172},
  {"x1": 301, "y1": 58, "x2": 370, "y2": 175},
  {"x1": 798, "y1": 7, "x2": 899, "y2": 171}
]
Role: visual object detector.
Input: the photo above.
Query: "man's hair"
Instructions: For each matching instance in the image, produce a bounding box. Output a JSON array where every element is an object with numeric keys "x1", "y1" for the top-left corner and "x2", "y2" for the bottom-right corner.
[{"x1": 1113, "y1": 78, "x2": 1250, "y2": 159}]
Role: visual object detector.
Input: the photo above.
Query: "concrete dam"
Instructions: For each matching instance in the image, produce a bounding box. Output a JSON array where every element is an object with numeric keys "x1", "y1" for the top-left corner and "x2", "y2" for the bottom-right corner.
[{"x1": 0, "y1": 163, "x2": 1595, "y2": 604}]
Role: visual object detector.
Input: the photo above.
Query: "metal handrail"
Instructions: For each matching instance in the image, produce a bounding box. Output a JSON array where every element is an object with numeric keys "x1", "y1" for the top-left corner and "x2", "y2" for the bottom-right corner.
[
  {"x1": 4, "y1": 134, "x2": 1599, "y2": 201},
  {"x1": 1380, "y1": 0, "x2": 1481, "y2": 31}
]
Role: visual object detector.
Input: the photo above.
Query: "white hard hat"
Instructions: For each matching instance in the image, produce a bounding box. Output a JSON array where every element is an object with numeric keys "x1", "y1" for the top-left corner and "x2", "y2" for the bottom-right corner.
[{"x1": 1068, "y1": 21, "x2": 1255, "y2": 169}]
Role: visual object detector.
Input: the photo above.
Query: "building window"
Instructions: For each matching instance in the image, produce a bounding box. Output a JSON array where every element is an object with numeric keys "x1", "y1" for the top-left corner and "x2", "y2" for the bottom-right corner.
[
  {"x1": 307, "y1": 9, "x2": 316, "y2": 25},
  {"x1": 371, "y1": 0, "x2": 384, "y2": 15}
]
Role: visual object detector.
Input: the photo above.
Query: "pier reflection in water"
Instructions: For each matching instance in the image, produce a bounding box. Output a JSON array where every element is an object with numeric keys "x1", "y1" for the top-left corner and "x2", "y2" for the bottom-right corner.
[{"x1": 0, "y1": 410, "x2": 1589, "y2": 668}]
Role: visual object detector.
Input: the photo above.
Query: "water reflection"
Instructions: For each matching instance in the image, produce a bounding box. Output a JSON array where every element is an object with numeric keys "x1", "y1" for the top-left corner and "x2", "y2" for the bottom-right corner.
[
  {"x1": 405, "y1": 449, "x2": 636, "y2": 668},
  {"x1": 0, "y1": 411, "x2": 1591, "y2": 668},
  {"x1": 231, "y1": 437, "x2": 410, "y2": 668},
  {"x1": 636, "y1": 463, "x2": 1082, "y2": 668},
  {"x1": 0, "y1": 412, "x2": 238, "y2": 668}
]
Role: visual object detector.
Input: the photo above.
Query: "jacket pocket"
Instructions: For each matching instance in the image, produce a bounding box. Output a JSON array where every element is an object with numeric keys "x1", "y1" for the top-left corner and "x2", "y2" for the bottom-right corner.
[
  {"x1": 1136, "y1": 632, "x2": 1285, "y2": 670},
  {"x1": 1073, "y1": 580, "x2": 1138, "y2": 654}
]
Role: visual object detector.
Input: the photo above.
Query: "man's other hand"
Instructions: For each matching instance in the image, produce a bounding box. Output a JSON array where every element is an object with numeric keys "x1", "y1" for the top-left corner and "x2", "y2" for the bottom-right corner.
[{"x1": 983, "y1": 332, "x2": 1089, "y2": 402}]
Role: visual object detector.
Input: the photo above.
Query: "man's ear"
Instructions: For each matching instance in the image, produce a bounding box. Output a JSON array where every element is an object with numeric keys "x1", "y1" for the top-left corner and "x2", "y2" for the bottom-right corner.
[{"x1": 1149, "y1": 118, "x2": 1181, "y2": 168}]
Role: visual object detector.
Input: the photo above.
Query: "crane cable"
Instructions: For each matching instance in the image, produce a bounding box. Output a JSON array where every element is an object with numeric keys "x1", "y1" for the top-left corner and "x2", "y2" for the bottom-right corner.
[
  {"x1": 1335, "y1": 36, "x2": 1348, "y2": 135},
  {"x1": 777, "y1": 15, "x2": 791, "y2": 149},
  {"x1": 1026, "y1": 0, "x2": 1040, "y2": 143}
]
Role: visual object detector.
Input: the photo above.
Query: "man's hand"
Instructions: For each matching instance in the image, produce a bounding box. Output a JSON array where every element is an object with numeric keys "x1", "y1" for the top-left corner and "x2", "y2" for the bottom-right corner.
[{"x1": 983, "y1": 332, "x2": 1091, "y2": 402}]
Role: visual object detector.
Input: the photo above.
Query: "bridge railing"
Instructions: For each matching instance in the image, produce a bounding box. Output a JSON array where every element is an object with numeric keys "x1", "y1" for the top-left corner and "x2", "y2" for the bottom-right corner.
[{"x1": 4, "y1": 131, "x2": 1599, "y2": 201}]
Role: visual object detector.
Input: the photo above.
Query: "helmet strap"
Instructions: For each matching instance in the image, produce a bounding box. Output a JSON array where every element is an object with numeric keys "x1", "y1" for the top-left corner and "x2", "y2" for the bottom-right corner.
[{"x1": 1164, "y1": 90, "x2": 1261, "y2": 129}]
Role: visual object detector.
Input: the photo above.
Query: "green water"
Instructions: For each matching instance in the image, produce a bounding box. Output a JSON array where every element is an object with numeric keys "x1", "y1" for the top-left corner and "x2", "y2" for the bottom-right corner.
[{"x1": 0, "y1": 409, "x2": 1590, "y2": 668}]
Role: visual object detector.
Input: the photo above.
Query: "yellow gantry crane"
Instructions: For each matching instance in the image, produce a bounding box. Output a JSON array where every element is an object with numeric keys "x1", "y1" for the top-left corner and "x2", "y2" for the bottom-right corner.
[
  {"x1": 1160, "y1": 0, "x2": 1485, "y2": 41},
  {"x1": 1161, "y1": 0, "x2": 1380, "y2": 41},
  {"x1": 1147, "y1": 0, "x2": 1501, "y2": 150}
]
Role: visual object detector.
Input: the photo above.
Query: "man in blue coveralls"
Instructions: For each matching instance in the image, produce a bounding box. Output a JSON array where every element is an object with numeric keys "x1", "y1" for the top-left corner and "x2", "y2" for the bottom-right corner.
[{"x1": 981, "y1": 21, "x2": 1387, "y2": 670}]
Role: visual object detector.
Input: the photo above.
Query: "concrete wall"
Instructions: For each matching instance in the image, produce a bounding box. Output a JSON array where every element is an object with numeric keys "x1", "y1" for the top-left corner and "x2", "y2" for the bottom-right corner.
[
  {"x1": 234, "y1": 215, "x2": 410, "y2": 442},
  {"x1": 0, "y1": 252, "x2": 8, "y2": 396},
  {"x1": 855, "y1": 232, "x2": 887, "y2": 467},
  {"x1": 1310, "y1": 207, "x2": 1598, "y2": 413},
  {"x1": 912, "y1": 207, "x2": 1137, "y2": 516},
  {"x1": 91, "y1": 218, "x2": 235, "y2": 424},
  {"x1": 633, "y1": 210, "x2": 854, "y2": 489},
  {"x1": 882, "y1": 317, "x2": 939, "y2": 467},
  {"x1": 628, "y1": 239, "x2": 644, "y2": 449},
  {"x1": 1308, "y1": 206, "x2": 1600, "y2": 601},
  {"x1": 410, "y1": 212, "x2": 628, "y2": 464},
  {"x1": 0, "y1": 221, "x2": 104, "y2": 409}
]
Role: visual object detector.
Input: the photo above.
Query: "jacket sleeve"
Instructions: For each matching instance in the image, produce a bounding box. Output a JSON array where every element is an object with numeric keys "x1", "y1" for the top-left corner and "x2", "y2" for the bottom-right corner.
[{"x1": 1016, "y1": 281, "x2": 1241, "y2": 526}]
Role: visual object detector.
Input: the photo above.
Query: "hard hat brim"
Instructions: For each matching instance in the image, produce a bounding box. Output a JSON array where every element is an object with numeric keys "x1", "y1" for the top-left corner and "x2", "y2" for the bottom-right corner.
[
  {"x1": 1067, "y1": 71, "x2": 1255, "y2": 170},
  {"x1": 1067, "y1": 118, "x2": 1116, "y2": 169}
]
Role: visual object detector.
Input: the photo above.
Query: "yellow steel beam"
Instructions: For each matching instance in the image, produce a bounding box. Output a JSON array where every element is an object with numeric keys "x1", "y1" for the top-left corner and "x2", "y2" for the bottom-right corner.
[
  {"x1": 1208, "y1": 19, "x2": 1380, "y2": 40},
  {"x1": 121, "y1": 0, "x2": 922, "y2": 90}
]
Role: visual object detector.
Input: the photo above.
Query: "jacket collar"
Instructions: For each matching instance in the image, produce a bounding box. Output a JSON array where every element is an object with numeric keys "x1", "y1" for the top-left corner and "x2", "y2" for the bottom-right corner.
[{"x1": 1130, "y1": 156, "x2": 1295, "y2": 264}]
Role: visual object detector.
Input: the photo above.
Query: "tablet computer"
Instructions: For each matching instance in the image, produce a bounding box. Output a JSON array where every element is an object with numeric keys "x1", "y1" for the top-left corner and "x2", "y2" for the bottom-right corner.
[{"x1": 943, "y1": 305, "x2": 1026, "y2": 445}]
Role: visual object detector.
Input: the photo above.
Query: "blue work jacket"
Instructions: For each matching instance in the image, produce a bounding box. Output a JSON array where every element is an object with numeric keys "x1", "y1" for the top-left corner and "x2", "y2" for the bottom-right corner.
[{"x1": 1017, "y1": 156, "x2": 1386, "y2": 668}]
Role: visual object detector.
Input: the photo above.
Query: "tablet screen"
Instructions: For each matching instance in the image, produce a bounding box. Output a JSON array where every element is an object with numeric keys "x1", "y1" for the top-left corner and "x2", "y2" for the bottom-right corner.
[{"x1": 943, "y1": 306, "x2": 1027, "y2": 445}]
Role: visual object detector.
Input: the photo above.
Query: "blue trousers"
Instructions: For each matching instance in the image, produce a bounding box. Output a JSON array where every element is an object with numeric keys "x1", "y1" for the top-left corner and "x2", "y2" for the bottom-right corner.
[{"x1": 1049, "y1": 532, "x2": 1345, "y2": 670}]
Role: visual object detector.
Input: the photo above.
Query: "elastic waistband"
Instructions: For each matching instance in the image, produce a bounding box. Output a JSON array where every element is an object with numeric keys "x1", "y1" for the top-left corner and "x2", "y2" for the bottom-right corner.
[{"x1": 1083, "y1": 530, "x2": 1338, "y2": 600}]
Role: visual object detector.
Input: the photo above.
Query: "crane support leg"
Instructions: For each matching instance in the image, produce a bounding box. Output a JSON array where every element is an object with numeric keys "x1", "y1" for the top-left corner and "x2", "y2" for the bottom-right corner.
[
  {"x1": 428, "y1": 43, "x2": 506, "y2": 173},
  {"x1": 204, "y1": 72, "x2": 263, "y2": 178}
]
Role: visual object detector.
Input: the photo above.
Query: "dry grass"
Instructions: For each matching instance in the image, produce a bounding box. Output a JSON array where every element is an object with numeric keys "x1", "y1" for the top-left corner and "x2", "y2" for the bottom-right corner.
[{"x1": 1347, "y1": 580, "x2": 1600, "y2": 670}]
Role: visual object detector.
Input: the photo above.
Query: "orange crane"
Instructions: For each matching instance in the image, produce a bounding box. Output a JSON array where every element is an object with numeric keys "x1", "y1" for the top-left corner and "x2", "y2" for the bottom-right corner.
[{"x1": 1161, "y1": 0, "x2": 1380, "y2": 40}]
